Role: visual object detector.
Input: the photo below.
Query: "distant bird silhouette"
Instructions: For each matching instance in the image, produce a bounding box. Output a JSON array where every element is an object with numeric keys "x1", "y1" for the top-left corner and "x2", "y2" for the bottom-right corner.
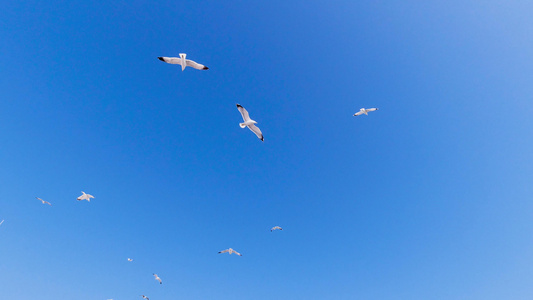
[
  {"x1": 271, "y1": 226, "x2": 283, "y2": 232},
  {"x1": 36, "y1": 197, "x2": 51, "y2": 206},
  {"x1": 153, "y1": 273, "x2": 162, "y2": 284},
  {"x1": 218, "y1": 248, "x2": 242, "y2": 256}
]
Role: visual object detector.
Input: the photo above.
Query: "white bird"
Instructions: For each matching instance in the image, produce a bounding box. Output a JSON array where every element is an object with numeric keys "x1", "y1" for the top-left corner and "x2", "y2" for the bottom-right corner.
[
  {"x1": 236, "y1": 104, "x2": 264, "y2": 141},
  {"x1": 0, "y1": 220, "x2": 4, "y2": 226},
  {"x1": 127, "y1": 258, "x2": 133, "y2": 262},
  {"x1": 36, "y1": 197, "x2": 51, "y2": 206},
  {"x1": 353, "y1": 108, "x2": 378, "y2": 116},
  {"x1": 77, "y1": 191, "x2": 94, "y2": 202},
  {"x1": 218, "y1": 248, "x2": 242, "y2": 256},
  {"x1": 153, "y1": 273, "x2": 162, "y2": 284},
  {"x1": 271, "y1": 226, "x2": 283, "y2": 232},
  {"x1": 158, "y1": 53, "x2": 209, "y2": 71},
  {"x1": 141, "y1": 295, "x2": 150, "y2": 300}
]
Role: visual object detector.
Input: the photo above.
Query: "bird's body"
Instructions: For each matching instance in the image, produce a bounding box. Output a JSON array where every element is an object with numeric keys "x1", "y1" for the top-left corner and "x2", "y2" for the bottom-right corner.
[
  {"x1": 158, "y1": 53, "x2": 208, "y2": 71},
  {"x1": 153, "y1": 273, "x2": 162, "y2": 284},
  {"x1": 236, "y1": 104, "x2": 264, "y2": 141},
  {"x1": 141, "y1": 295, "x2": 150, "y2": 300},
  {"x1": 36, "y1": 197, "x2": 51, "y2": 206},
  {"x1": 0, "y1": 220, "x2": 4, "y2": 226},
  {"x1": 218, "y1": 248, "x2": 242, "y2": 256},
  {"x1": 271, "y1": 226, "x2": 283, "y2": 232},
  {"x1": 127, "y1": 258, "x2": 133, "y2": 262},
  {"x1": 77, "y1": 191, "x2": 94, "y2": 202},
  {"x1": 354, "y1": 108, "x2": 378, "y2": 116}
]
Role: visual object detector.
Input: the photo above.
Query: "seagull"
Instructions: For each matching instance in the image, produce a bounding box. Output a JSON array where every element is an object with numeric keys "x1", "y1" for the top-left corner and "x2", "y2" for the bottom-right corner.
[
  {"x1": 353, "y1": 108, "x2": 378, "y2": 116},
  {"x1": 158, "y1": 53, "x2": 208, "y2": 71},
  {"x1": 127, "y1": 258, "x2": 133, "y2": 262},
  {"x1": 153, "y1": 273, "x2": 162, "y2": 284},
  {"x1": 236, "y1": 104, "x2": 264, "y2": 141},
  {"x1": 0, "y1": 220, "x2": 4, "y2": 226},
  {"x1": 271, "y1": 226, "x2": 283, "y2": 232},
  {"x1": 141, "y1": 295, "x2": 150, "y2": 300},
  {"x1": 77, "y1": 191, "x2": 94, "y2": 202},
  {"x1": 218, "y1": 248, "x2": 242, "y2": 256},
  {"x1": 36, "y1": 197, "x2": 51, "y2": 206}
]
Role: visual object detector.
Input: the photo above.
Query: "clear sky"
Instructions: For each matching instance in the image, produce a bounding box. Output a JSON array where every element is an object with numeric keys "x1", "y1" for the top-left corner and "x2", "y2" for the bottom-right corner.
[{"x1": 1, "y1": 1, "x2": 533, "y2": 299}]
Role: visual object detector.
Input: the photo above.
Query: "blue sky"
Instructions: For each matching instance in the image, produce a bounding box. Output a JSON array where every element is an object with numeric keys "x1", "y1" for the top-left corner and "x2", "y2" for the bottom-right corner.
[{"x1": 1, "y1": 1, "x2": 533, "y2": 299}]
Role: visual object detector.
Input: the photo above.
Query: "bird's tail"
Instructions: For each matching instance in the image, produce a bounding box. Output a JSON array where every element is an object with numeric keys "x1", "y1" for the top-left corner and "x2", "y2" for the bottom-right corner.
[{"x1": 239, "y1": 123, "x2": 246, "y2": 128}]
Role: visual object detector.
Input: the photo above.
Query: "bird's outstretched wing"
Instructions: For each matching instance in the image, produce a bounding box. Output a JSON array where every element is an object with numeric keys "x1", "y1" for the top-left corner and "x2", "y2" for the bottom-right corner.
[
  {"x1": 158, "y1": 57, "x2": 180, "y2": 64},
  {"x1": 218, "y1": 249, "x2": 229, "y2": 254},
  {"x1": 353, "y1": 111, "x2": 364, "y2": 116},
  {"x1": 367, "y1": 108, "x2": 378, "y2": 112},
  {"x1": 234, "y1": 251, "x2": 242, "y2": 256},
  {"x1": 186, "y1": 59, "x2": 208, "y2": 70},
  {"x1": 248, "y1": 124, "x2": 264, "y2": 141},
  {"x1": 236, "y1": 104, "x2": 250, "y2": 122}
]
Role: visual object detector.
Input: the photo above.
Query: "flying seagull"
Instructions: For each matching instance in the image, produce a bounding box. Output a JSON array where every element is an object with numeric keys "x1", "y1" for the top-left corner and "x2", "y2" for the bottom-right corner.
[
  {"x1": 77, "y1": 191, "x2": 94, "y2": 202},
  {"x1": 271, "y1": 226, "x2": 283, "y2": 232},
  {"x1": 236, "y1": 104, "x2": 264, "y2": 141},
  {"x1": 218, "y1": 248, "x2": 242, "y2": 256},
  {"x1": 127, "y1": 258, "x2": 133, "y2": 262},
  {"x1": 36, "y1": 197, "x2": 51, "y2": 206},
  {"x1": 153, "y1": 273, "x2": 162, "y2": 284},
  {"x1": 158, "y1": 53, "x2": 208, "y2": 71},
  {"x1": 141, "y1": 295, "x2": 150, "y2": 300},
  {"x1": 353, "y1": 108, "x2": 378, "y2": 116},
  {"x1": 0, "y1": 220, "x2": 4, "y2": 226}
]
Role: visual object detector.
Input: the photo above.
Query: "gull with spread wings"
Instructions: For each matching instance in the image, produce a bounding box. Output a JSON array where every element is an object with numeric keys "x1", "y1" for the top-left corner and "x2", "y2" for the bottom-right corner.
[
  {"x1": 218, "y1": 248, "x2": 242, "y2": 256},
  {"x1": 353, "y1": 108, "x2": 378, "y2": 117},
  {"x1": 36, "y1": 197, "x2": 51, "y2": 206},
  {"x1": 236, "y1": 104, "x2": 264, "y2": 141},
  {"x1": 77, "y1": 191, "x2": 94, "y2": 202},
  {"x1": 158, "y1": 53, "x2": 208, "y2": 71}
]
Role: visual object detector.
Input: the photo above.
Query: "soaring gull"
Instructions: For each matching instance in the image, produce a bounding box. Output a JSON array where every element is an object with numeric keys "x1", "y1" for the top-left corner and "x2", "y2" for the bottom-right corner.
[
  {"x1": 36, "y1": 197, "x2": 51, "y2": 206},
  {"x1": 141, "y1": 295, "x2": 150, "y2": 300},
  {"x1": 77, "y1": 191, "x2": 94, "y2": 202},
  {"x1": 153, "y1": 273, "x2": 162, "y2": 284},
  {"x1": 0, "y1": 220, "x2": 4, "y2": 226},
  {"x1": 236, "y1": 104, "x2": 264, "y2": 141},
  {"x1": 353, "y1": 108, "x2": 378, "y2": 116},
  {"x1": 218, "y1": 248, "x2": 242, "y2": 256},
  {"x1": 127, "y1": 258, "x2": 133, "y2": 262},
  {"x1": 270, "y1": 226, "x2": 283, "y2": 232},
  {"x1": 158, "y1": 53, "x2": 208, "y2": 71}
]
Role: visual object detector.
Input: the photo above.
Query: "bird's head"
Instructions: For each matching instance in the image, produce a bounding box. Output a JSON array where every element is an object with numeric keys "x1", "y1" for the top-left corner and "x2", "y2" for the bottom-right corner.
[{"x1": 179, "y1": 53, "x2": 186, "y2": 59}]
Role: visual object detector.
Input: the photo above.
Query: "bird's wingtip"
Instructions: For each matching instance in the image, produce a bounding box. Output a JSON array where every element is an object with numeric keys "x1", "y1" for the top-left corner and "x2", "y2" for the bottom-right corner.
[
  {"x1": 157, "y1": 57, "x2": 164, "y2": 61},
  {"x1": 236, "y1": 103, "x2": 242, "y2": 108},
  {"x1": 203, "y1": 66, "x2": 209, "y2": 70}
]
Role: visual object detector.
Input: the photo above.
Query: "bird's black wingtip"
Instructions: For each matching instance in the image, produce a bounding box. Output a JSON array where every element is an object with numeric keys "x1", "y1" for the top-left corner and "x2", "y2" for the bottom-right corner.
[
  {"x1": 261, "y1": 137, "x2": 264, "y2": 142},
  {"x1": 203, "y1": 66, "x2": 209, "y2": 70},
  {"x1": 236, "y1": 103, "x2": 242, "y2": 108},
  {"x1": 157, "y1": 57, "x2": 164, "y2": 61}
]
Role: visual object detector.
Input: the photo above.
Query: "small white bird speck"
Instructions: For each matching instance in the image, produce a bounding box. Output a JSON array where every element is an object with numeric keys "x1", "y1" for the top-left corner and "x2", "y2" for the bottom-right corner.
[
  {"x1": 218, "y1": 248, "x2": 242, "y2": 256},
  {"x1": 127, "y1": 258, "x2": 133, "y2": 262},
  {"x1": 141, "y1": 295, "x2": 150, "y2": 300},
  {"x1": 353, "y1": 108, "x2": 378, "y2": 117},
  {"x1": 0, "y1": 220, "x2": 4, "y2": 226},
  {"x1": 158, "y1": 53, "x2": 208, "y2": 71},
  {"x1": 236, "y1": 104, "x2": 264, "y2": 141},
  {"x1": 36, "y1": 197, "x2": 51, "y2": 206},
  {"x1": 271, "y1": 226, "x2": 283, "y2": 232},
  {"x1": 77, "y1": 191, "x2": 94, "y2": 202},
  {"x1": 153, "y1": 273, "x2": 162, "y2": 284}
]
